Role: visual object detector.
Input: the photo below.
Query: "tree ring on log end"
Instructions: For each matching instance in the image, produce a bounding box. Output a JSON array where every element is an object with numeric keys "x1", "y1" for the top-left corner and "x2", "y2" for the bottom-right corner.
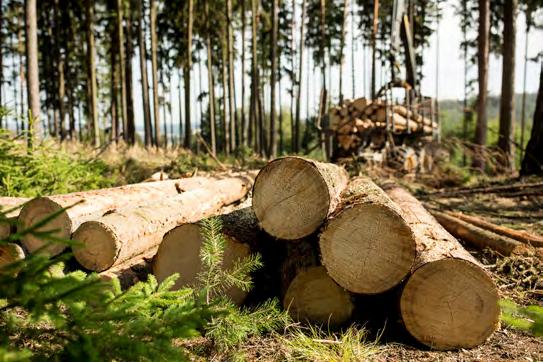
[
  {"x1": 283, "y1": 266, "x2": 353, "y2": 326},
  {"x1": 400, "y1": 258, "x2": 500, "y2": 350},
  {"x1": 253, "y1": 158, "x2": 331, "y2": 239},
  {"x1": 0, "y1": 243, "x2": 25, "y2": 272},
  {"x1": 73, "y1": 221, "x2": 120, "y2": 272},
  {"x1": 18, "y1": 197, "x2": 71, "y2": 256},
  {"x1": 320, "y1": 204, "x2": 416, "y2": 294}
]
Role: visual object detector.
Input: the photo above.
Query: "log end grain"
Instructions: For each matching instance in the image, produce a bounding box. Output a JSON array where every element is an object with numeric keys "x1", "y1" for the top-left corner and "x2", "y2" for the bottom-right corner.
[
  {"x1": 0, "y1": 243, "x2": 25, "y2": 271},
  {"x1": 400, "y1": 258, "x2": 500, "y2": 350},
  {"x1": 253, "y1": 157, "x2": 348, "y2": 240},
  {"x1": 283, "y1": 266, "x2": 353, "y2": 326},
  {"x1": 153, "y1": 223, "x2": 251, "y2": 305},
  {"x1": 72, "y1": 221, "x2": 120, "y2": 272},
  {"x1": 18, "y1": 197, "x2": 71, "y2": 256},
  {"x1": 0, "y1": 222, "x2": 10, "y2": 240}
]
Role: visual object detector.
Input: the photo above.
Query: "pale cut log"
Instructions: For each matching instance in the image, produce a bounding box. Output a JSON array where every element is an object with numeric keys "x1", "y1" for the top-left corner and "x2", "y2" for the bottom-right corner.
[
  {"x1": 18, "y1": 176, "x2": 239, "y2": 256},
  {"x1": 0, "y1": 197, "x2": 29, "y2": 240},
  {"x1": 383, "y1": 183, "x2": 500, "y2": 350},
  {"x1": 252, "y1": 157, "x2": 349, "y2": 240},
  {"x1": 448, "y1": 211, "x2": 543, "y2": 247},
  {"x1": 432, "y1": 211, "x2": 529, "y2": 256},
  {"x1": 352, "y1": 97, "x2": 369, "y2": 113},
  {"x1": 100, "y1": 247, "x2": 156, "y2": 289},
  {"x1": 319, "y1": 177, "x2": 416, "y2": 294},
  {"x1": 73, "y1": 177, "x2": 251, "y2": 272},
  {"x1": 153, "y1": 207, "x2": 256, "y2": 305},
  {"x1": 283, "y1": 266, "x2": 353, "y2": 326},
  {"x1": 0, "y1": 243, "x2": 25, "y2": 272}
]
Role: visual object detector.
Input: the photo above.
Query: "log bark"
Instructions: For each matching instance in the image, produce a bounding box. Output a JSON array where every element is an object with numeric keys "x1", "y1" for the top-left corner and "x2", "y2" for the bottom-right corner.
[
  {"x1": 432, "y1": 211, "x2": 529, "y2": 256},
  {"x1": 319, "y1": 177, "x2": 416, "y2": 294},
  {"x1": 153, "y1": 206, "x2": 256, "y2": 305},
  {"x1": 383, "y1": 183, "x2": 500, "y2": 350},
  {"x1": 447, "y1": 211, "x2": 543, "y2": 247},
  {"x1": 0, "y1": 243, "x2": 25, "y2": 272},
  {"x1": 18, "y1": 176, "x2": 248, "y2": 256},
  {"x1": 252, "y1": 156, "x2": 348, "y2": 239},
  {"x1": 283, "y1": 266, "x2": 353, "y2": 326},
  {"x1": 1, "y1": 197, "x2": 28, "y2": 240},
  {"x1": 72, "y1": 177, "x2": 251, "y2": 272}
]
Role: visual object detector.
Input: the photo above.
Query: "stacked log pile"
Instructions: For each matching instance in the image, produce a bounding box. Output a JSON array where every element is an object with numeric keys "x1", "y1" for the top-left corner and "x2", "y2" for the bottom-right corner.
[
  {"x1": 4, "y1": 156, "x2": 541, "y2": 351},
  {"x1": 329, "y1": 97, "x2": 438, "y2": 152}
]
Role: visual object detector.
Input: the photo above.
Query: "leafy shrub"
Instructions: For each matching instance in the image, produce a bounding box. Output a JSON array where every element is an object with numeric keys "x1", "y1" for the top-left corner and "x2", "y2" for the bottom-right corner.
[{"x1": 500, "y1": 299, "x2": 543, "y2": 337}]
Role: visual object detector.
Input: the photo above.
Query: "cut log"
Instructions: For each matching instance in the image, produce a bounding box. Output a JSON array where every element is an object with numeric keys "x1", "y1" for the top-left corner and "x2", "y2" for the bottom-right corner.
[
  {"x1": 153, "y1": 207, "x2": 256, "y2": 305},
  {"x1": 100, "y1": 248, "x2": 156, "y2": 289},
  {"x1": 283, "y1": 266, "x2": 353, "y2": 326},
  {"x1": 432, "y1": 211, "x2": 528, "y2": 256},
  {"x1": 352, "y1": 97, "x2": 369, "y2": 113},
  {"x1": 0, "y1": 197, "x2": 29, "y2": 240},
  {"x1": 447, "y1": 211, "x2": 543, "y2": 247},
  {"x1": 18, "y1": 176, "x2": 245, "y2": 256},
  {"x1": 383, "y1": 183, "x2": 500, "y2": 350},
  {"x1": 0, "y1": 243, "x2": 25, "y2": 272},
  {"x1": 319, "y1": 177, "x2": 416, "y2": 294},
  {"x1": 252, "y1": 157, "x2": 348, "y2": 240},
  {"x1": 73, "y1": 177, "x2": 251, "y2": 272}
]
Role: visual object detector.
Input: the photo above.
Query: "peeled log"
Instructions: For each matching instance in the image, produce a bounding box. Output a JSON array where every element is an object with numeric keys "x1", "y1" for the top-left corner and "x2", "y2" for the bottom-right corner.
[
  {"x1": 0, "y1": 243, "x2": 25, "y2": 272},
  {"x1": 73, "y1": 177, "x2": 251, "y2": 272},
  {"x1": 383, "y1": 183, "x2": 500, "y2": 350},
  {"x1": 253, "y1": 157, "x2": 348, "y2": 240},
  {"x1": 0, "y1": 197, "x2": 29, "y2": 240},
  {"x1": 283, "y1": 266, "x2": 353, "y2": 326},
  {"x1": 153, "y1": 207, "x2": 257, "y2": 305},
  {"x1": 447, "y1": 211, "x2": 543, "y2": 248},
  {"x1": 432, "y1": 211, "x2": 528, "y2": 256},
  {"x1": 18, "y1": 176, "x2": 236, "y2": 256},
  {"x1": 319, "y1": 177, "x2": 416, "y2": 294}
]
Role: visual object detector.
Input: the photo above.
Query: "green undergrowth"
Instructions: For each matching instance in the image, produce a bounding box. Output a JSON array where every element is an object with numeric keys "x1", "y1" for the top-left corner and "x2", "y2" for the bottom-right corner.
[
  {"x1": 0, "y1": 131, "x2": 115, "y2": 197},
  {"x1": 500, "y1": 300, "x2": 543, "y2": 337}
]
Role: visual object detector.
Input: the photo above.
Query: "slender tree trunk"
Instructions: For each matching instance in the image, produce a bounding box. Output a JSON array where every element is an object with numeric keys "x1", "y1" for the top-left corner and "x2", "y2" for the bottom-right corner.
[
  {"x1": 294, "y1": 0, "x2": 305, "y2": 153},
  {"x1": 18, "y1": 24, "x2": 26, "y2": 134},
  {"x1": 227, "y1": 0, "x2": 236, "y2": 151},
  {"x1": 184, "y1": 0, "x2": 193, "y2": 148},
  {"x1": 55, "y1": 0, "x2": 66, "y2": 141},
  {"x1": 473, "y1": 0, "x2": 490, "y2": 170},
  {"x1": 150, "y1": 0, "x2": 160, "y2": 147},
  {"x1": 125, "y1": 3, "x2": 135, "y2": 144},
  {"x1": 85, "y1": 0, "x2": 99, "y2": 146},
  {"x1": 117, "y1": 0, "x2": 128, "y2": 141},
  {"x1": 350, "y1": 1, "x2": 355, "y2": 98},
  {"x1": 240, "y1": 0, "x2": 247, "y2": 146},
  {"x1": 205, "y1": 0, "x2": 216, "y2": 155},
  {"x1": 290, "y1": 0, "x2": 296, "y2": 152},
  {"x1": 251, "y1": 0, "x2": 260, "y2": 154},
  {"x1": 110, "y1": 37, "x2": 119, "y2": 142},
  {"x1": 371, "y1": 0, "x2": 378, "y2": 99},
  {"x1": 221, "y1": 39, "x2": 230, "y2": 155},
  {"x1": 269, "y1": 0, "x2": 278, "y2": 157},
  {"x1": 520, "y1": 63, "x2": 543, "y2": 176},
  {"x1": 137, "y1": 0, "x2": 152, "y2": 147},
  {"x1": 0, "y1": 0, "x2": 3, "y2": 128},
  {"x1": 497, "y1": 0, "x2": 517, "y2": 171},
  {"x1": 161, "y1": 72, "x2": 168, "y2": 148},
  {"x1": 25, "y1": 0, "x2": 40, "y2": 148},
  {"x1": 339, "y1": 0, "x2": 348, "y2": 103},
  {"x1": 318, "y1": 0, "x2": 327, "y2": 159},
  {"x1": 519, "y1": 23, "x2": 529, "y2": 163},
  {"x1": 178, "y1": 68, "x2": 184, "y2": 143}
]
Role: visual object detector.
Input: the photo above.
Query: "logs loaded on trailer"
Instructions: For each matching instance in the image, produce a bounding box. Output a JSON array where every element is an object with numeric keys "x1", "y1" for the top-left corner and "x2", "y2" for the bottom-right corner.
[
  {"x1": 72, "y1": 176, "x2": 253, "y2": 272},
  {"x1": 17, "y1": 175, "x2": 244, "y2": 256},
  {"x1": 382, "y1": 183, "x2": 500, "y2": 350}
]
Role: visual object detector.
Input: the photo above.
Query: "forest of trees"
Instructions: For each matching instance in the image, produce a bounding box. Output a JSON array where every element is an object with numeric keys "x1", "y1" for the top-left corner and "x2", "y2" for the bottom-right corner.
[{"x1": 0, "y1": 0, "x2": 541, "y2": 171}]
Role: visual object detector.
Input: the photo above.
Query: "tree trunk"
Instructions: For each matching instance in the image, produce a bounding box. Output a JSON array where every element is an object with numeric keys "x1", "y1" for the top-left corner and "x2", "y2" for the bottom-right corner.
[
  {"x1": 227, "y1": 0, "x2": 236, "y2": 151},
  {"x1": 250, "y1": 0, "x2": 260, "y2": 153},
  {"x1": 319, "y1": 177, "x2": 416, "y2": 294},
  {"x1": 370, "y1": 0, "x2": 378, "y2": 99},
  {"x1": 149, "y1": 0, "x2": 160, "y2": 147},
  {"x1": 117, "y1": 0, "x2": 128, "y2": 141},
  {"x1": 110, "y1": 40, "x2": 119, "y2": 142},
  {"x1": 269, "y1": 0, "x2": 278, "y2": 158},
  {"x1": 253, "y1": 156, "x2": 348, "y2": 239},
  {"x1": 317, "y1": 0, "x2": 327, "y2": 158},
  {"x1": 137, "y1": 0, "x2": 152, "y2": 147},
  {"x1": 338, "y1": 0, "x2": 348, "y2": 103},
  {"x1": 125, "y1": 2, "x2": 135, "y2": 144},
  {"x1": 520, "y1": 63, "x2": 543, "y2": 175},
  {"x1": 25, "y1": 0, "x2": 40, "y2": 148},
  {"x1": 18, "y1": 176, "x2": 246, "y2": 256},
  {"x1": 184, "y1": 0, "x2": 193, "y2": 148},
  {"x1": 294, "y1": 0, "x2": 306, "y2": 153},
  {"x1": 497, "y1": 0, "x2": 517, "y2": 171},
  {"x1": 205, "y1": 0, "x2": 216, "y2": 155},
  {"x1": 154, "y1": 207, "x2": 257, "y2": 305},
  {"x1": 383, "y1": 183, "x2": 500, "y2": 350},
  {"x1": 0, "y1": 0, "x2": 3, "y2": 129},
  {"x1": 240, "y1": 0, "x2": 247, "y2": 146},
  {"x1": 73, "y1": 177, "x2": 251, "y2": 272},
  {"x1": 473, "y1": 0, "x2": 490, "y2": 170},
  {"x1": 54, "y1": 0, "x2": 66, "y2": 141},
  {"x1": 221, "y1": 39, "x2": 230, "y2": 155}
]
